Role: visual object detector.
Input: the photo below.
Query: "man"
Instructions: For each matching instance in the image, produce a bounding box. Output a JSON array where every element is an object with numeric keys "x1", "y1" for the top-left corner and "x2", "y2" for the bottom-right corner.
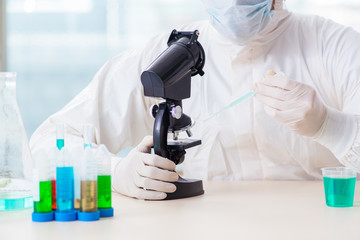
[{"x1": 30, "y1": 0, "x2": 360, "y2": 200}]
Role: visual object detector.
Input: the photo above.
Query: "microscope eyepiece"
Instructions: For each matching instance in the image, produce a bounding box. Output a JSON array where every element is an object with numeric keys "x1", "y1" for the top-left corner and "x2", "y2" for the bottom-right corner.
[{"x1": 141, "y1": 30, "x2": 205, "y2": 101}]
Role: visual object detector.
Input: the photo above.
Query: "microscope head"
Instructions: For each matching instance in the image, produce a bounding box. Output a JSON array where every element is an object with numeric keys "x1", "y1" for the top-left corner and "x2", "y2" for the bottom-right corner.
[
  {"x1": 141, "y1": 30, "x2": 205, "y2": 101},
  {"x1": 140, "y1": 30, "x2": 205, "y2": 165}
]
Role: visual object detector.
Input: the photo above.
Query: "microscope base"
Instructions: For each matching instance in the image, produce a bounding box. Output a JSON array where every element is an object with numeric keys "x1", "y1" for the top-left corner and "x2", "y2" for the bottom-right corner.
[{"x1": 165, "y1": 176, "x2": 204, "y2": 200}]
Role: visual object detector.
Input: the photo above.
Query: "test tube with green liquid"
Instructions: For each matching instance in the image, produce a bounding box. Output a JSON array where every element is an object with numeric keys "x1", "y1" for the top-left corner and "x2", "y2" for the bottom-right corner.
[
  {"x1": 78, "y1": 124, "x2": 100, "y2": 221},
  {"x1": 33, "y1": 170, "x2": 52, "y2": 213},
  {"x1": 32, "y1": 165, "x2": 54, "y2": 222},
  {"x1": 96, "y1": 145, "x2": 114, "y2": 217}
]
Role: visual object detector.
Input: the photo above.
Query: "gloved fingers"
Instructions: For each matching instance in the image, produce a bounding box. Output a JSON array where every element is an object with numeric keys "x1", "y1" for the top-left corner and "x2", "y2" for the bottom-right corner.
[
  {"x1": 136, "y1": 135, "x2": 154, "y2": 153},
  {"x1": 133, "y1": 188, "x2": 167, "y2": 200},
  {"x1": 134, "y1": 174, "x2": 176, "y2": 193},
  {"x1": 137, "y1": 163, "x2": 179, "y2": 182},
  {"x1": 265, "y1": 69, "x2": 277, "y2": 76},
  {"x1": 139, "y1": 152, "x2": 177, "y2": 171},
  {"x1": 255, "y1": 92, "x2": 289, "y2": 111},
  {"x1": 263, "y1": 105, "x2": 279, "y2": 120},
  {"x1": 254, "y1": 82, "x2": 291, "y2": 101},
  {"x1": 261, "y1": 73, "x2": 298, "y2": 91},
  {"x1": 264, "y1": 105, "x2": 304, "y2": 123}
]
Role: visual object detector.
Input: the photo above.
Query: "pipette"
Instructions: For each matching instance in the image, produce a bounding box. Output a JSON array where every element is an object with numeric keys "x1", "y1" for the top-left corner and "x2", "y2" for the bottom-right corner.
[{"x1": 204, "y1": 91, "x2": 255, "y2": 122}]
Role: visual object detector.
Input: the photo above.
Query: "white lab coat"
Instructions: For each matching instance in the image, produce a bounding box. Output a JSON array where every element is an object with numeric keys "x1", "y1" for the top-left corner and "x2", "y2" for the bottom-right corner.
[{"x1": 29, "y1": 9, "x2": 360, "y2": 181}]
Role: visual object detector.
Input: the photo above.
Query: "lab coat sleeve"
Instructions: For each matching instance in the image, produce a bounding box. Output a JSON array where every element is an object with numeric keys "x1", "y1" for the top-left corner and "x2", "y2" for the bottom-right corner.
[
  {"x1": 28, "y1": 33, "x2": 169, "y2": 177},
  {"x1": 313, "y1": 20, "x2": 360, "y2": 169}
]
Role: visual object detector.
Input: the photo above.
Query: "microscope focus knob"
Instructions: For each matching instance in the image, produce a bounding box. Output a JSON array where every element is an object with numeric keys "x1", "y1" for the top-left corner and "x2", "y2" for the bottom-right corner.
[
  {"x1": 150, "y1": 104, "x2": 159, "y2": 118},
  {"x1": 170, "y1": 105, "x2": 182, "y2": 119},
  {"x1": 186, "y1": 129, "x2": 193, "y2": 137}
]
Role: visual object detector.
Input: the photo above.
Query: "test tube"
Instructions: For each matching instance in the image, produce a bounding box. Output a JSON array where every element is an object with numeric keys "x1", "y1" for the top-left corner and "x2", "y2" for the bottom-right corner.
[
  {"x1": 51, "y1": 123, "x2": 65, "y2": 210},
  {"x1": 54, "y1": 146, "x2": 76, "y2": 221},
  {"x1": 56, "y1": 123, "x2": 65, "y2": 150},
  {"x1": 73, "y1": 152, "x2": 81, "y2": 210},
  {"x1": 49, "y1": 148, "x2": 57, "y2": 211},
  {"x1": 32, "y1": 153, "x2": 54, "y2": 222},
  {"x1": 78, "y1": 124, "x2": 100, "y2": 221},
  {"x1": 96, "y1": 145, "x2": 114, "y2": 217}
]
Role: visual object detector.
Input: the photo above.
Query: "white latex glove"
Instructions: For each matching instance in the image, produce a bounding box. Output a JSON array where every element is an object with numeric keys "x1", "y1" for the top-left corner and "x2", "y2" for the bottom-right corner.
[
  {"x1": 112, "y1": 136, "x2": 178, "y2": 200},
  {"x1": 253, "y1": 70, "x2": 327, "y2": 137}
]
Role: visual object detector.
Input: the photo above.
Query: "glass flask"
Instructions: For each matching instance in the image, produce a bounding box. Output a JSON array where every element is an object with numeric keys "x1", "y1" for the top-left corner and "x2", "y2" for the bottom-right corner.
[{"x1": 0, "y1": 72, "x2": 33, "y2": 211}]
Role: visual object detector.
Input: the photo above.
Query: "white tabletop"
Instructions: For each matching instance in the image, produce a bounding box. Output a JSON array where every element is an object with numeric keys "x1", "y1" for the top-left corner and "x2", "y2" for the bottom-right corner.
[{"x1": 1, "y1": 180, "x2": 360, "y2": 240}]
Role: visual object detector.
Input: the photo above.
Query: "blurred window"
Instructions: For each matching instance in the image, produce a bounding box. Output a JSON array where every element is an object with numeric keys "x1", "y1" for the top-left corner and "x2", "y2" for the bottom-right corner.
[
  {"x1": 3, "y1": 0, "x2": 360, "y2": 137},
  {"x1": 5, "y1": 0, "x2": 206, "y2": 136}
]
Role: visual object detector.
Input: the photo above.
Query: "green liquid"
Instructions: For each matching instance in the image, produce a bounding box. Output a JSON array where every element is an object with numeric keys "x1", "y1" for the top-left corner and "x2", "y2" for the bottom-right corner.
[
  {"x1": 34, "y1": 181, "x2": 52, "y2": 213},
  {"x1": 97, "y1": 175, "x2": 111, "y2": 209},
  {"x1": 323, "y1": 177, "x2": 356, "y2": 207}
]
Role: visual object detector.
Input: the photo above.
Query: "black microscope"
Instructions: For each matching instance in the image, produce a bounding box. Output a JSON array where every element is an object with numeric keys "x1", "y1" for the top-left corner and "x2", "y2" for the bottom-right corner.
[{"x1": 141, "y1": 29, "x2": 205, "y2": 200}]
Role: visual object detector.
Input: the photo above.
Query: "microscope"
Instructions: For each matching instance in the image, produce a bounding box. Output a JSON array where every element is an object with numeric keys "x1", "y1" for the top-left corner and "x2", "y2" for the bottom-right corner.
[{"x1": 141, "y1": 29, "x2": 205, "y2": 200}]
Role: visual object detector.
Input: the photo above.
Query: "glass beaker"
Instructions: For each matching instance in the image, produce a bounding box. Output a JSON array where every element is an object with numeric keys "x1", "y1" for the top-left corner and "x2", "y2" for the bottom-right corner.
[
  {"x1": 321, "y1": 167, "x2": 356, "y2": 207},
  {"x1": 0, "y1": 72, "x2": 33, "y2": 211}
]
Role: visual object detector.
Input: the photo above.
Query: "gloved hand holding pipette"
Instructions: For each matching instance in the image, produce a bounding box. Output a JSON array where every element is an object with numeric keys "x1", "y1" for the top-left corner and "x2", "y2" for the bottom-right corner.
[{"x1": 253, "y1": 70, "x2": 328, "y2": 137}]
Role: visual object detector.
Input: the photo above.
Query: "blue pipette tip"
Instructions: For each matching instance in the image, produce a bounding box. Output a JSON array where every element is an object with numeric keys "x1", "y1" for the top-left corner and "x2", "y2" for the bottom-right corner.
[
  {"x1": 55, "y1": 210, "x2": 77, "y2": 221},
  {"x1": 77, "y1": 210, "x2": 100, "y2": 221},
  {"x1": 204, "y1": 91, "x2": 255, "y2": 122},
  {"x1": 32, "y1": 211, "x2": 54, "y2": 222},
  {"x1": 99, "y1": 207, "x2": 114, "y2": 218}
]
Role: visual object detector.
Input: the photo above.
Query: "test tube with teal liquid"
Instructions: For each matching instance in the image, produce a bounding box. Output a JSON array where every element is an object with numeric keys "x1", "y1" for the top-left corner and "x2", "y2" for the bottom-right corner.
[
  {"x1": 54, "y1": 124, "x2": 76, "y2": 221},
  {"x1": 56, "y1": 124, "x2": 65, "y2": 150},
  {"x1": 78, "y1": 124, "x2": 100, "y2": 221},
  {"x1": 32, "y1": 154, "x2": 54, "y2": 222},
  {"x1": 51, "y1": 123, "x2": 65, "y2": 210},
  {"x1": 96, "y1": 145, "x2": 114, "y2": 217}
]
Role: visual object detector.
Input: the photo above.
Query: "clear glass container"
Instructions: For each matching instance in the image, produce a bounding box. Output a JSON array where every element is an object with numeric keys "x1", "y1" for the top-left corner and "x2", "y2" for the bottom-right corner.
[{"x1": 0, "y1": 72, "x2": 33, "y2": 211}]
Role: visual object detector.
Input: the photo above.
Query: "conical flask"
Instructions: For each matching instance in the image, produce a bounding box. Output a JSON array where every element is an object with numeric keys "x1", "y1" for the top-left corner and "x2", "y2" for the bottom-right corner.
[{"x1": 0, "y1": 72, "x2": 33, "y2": 211}]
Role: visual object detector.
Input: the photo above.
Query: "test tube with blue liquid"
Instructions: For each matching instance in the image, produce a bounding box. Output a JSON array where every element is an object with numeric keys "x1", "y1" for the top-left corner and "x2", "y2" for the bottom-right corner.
[
  {"x1": 54, "y1": 124, "x2": 76, "y2": 221},
  {"x1": 78, "y1": 124, "x2": 100, "y2": 221},
  {"x1": 32, "y1": 153, "x2": 54, "y2": 222},
  {"x1": 96, "y1": 145, "x2": 114, "y2": 217}
]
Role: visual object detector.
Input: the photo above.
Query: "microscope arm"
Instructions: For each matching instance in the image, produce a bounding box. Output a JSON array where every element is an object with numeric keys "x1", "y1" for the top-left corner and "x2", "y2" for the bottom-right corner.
[{"x1": 153, "y1": 102, "x2": 169, "y2": 159}]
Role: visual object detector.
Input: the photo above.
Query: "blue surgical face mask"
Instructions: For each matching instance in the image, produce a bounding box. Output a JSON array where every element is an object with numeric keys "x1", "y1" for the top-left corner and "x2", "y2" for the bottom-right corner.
[{"x1": 203, "y1": 0, "x2": 273, "y2": 45}]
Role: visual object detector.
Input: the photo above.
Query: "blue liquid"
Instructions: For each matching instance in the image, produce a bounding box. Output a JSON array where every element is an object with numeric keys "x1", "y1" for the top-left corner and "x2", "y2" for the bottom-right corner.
[
  {"x1": 0, "y1": 192, "x2": 33, "y2": 211},
  {"x1": 56, "y1": 167, "x2": 74, "y2": 212},
  {"x1": 57, "y1": 139, "x2": 64, "y2": 150},
  {"x1": 84, "y1": 143, "x2": 92, "y2": 149}
]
